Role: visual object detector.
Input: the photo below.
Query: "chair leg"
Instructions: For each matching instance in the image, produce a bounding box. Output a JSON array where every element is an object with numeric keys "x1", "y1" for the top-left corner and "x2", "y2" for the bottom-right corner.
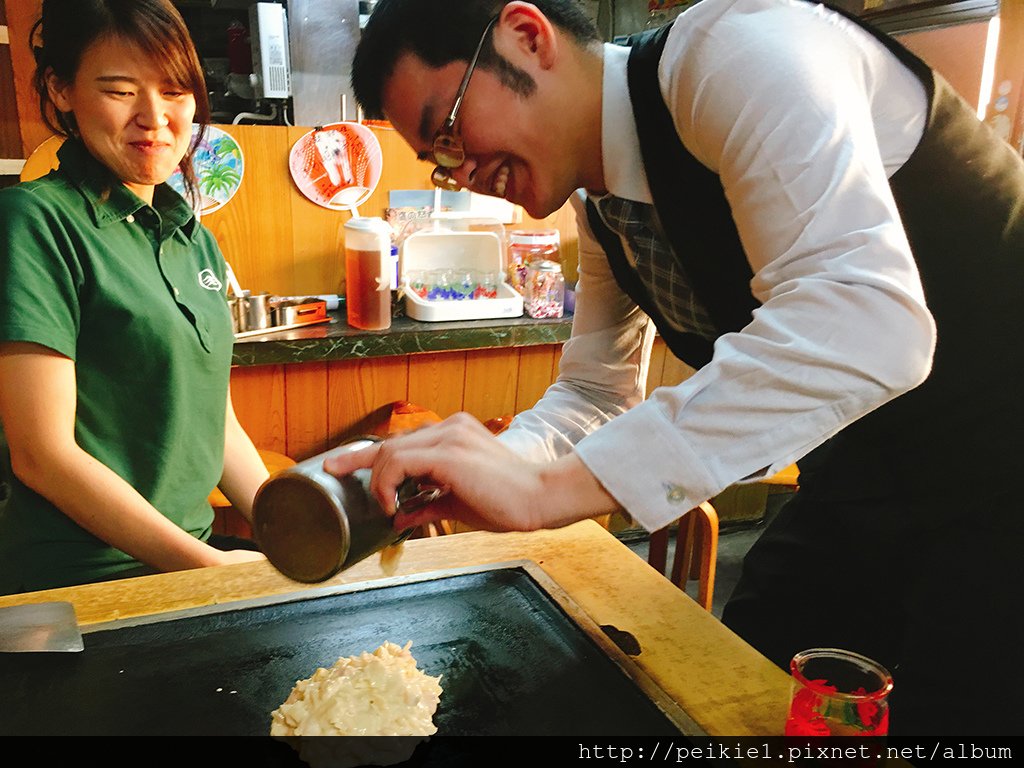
[
  {"x1": 654, "y1": 503, "x2": 719, "y2": 612},
  {"x1": 424, "y1": 519, "x2": 454, "y2": 537},
  {"x1": 671, "y1": 510, "x2": 697, "y2": 591},
  {"x1": 694, "y1": 501, "x2": 719, "y2": 612},
  {"x1": 648, "y1": 528, "x2": 669, "y2": 574}
]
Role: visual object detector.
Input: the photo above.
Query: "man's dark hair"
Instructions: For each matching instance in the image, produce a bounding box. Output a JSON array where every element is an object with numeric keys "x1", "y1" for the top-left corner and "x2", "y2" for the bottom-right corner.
[{"x1": 352, "y1": 0, "x2": 600, "y2": 119}]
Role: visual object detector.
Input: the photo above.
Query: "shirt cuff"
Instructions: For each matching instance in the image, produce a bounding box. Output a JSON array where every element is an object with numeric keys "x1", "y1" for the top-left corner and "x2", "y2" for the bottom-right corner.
[{"x1": 573, "y1": 402, "x2": 718, "y2": 532}]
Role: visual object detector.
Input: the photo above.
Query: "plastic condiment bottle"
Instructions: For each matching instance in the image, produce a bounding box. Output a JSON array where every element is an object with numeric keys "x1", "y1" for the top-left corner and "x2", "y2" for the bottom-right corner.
[{"x1": 343, "y1": 217, "x2": 393, "y2": 330}]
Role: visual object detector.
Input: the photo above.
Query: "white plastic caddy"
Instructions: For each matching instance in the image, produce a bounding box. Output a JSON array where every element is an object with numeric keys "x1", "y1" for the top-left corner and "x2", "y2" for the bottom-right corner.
[{"x1": 401, "y1": 229, "x2": 524, "y2": 322}]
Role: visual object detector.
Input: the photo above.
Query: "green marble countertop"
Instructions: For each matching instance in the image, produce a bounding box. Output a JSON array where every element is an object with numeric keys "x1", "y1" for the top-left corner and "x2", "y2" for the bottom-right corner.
[{"x1": 231, "y1": 311, "x2": 573, "y2": 367}]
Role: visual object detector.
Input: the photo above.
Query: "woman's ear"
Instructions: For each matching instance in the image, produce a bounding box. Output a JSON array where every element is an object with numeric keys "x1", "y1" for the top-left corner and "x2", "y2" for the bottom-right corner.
[{"x1": 45, "y1": 69, "x2": 73, "y2": 113}]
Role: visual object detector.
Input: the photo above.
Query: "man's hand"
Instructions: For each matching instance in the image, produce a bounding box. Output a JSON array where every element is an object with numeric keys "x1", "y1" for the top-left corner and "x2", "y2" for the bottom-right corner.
[{"x1": 322, "y1": 413, "x2": 620, "y2": 532}]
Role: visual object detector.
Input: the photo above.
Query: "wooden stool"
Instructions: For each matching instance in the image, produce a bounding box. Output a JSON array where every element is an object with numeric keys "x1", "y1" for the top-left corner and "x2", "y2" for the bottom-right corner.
[
  {"x1": 369, "y1": 400, "x2": 442, "y2": 438},
  {"x1": 648, "y1": 501, "x2": 719, "y2": 612},
  {"x1": 208, "y1": 449, "x2": 296, "y2": 537}
]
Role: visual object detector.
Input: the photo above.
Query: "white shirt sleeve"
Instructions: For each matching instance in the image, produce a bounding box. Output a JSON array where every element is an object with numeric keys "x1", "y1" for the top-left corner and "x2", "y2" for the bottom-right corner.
[
  {"x1": 498, "y1": 190, "x2": 657, "y2": 463},
  {"x1": 505, "y1": 0, "x2": 937, "y2": 532}
]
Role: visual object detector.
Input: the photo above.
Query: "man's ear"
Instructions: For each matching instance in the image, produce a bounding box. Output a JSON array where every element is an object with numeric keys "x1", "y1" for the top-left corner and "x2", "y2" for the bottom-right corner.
[{"x1": 497, "y1": 1, "x2": 558, "y2": 70}]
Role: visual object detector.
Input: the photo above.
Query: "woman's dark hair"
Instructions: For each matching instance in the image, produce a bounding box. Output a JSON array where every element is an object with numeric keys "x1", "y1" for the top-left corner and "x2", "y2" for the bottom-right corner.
[
  {"x1": 30, "y1": 0, "x2": 210, "y2": 202},
  {"x1": 352, "y1": 0, "x2": 600, "y2": 119}
]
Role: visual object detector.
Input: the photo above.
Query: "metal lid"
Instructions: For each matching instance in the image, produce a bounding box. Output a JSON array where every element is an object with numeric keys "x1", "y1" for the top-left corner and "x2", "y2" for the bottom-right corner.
[
  {"x1": 252, "y1": 473, "x2": 351, "y2": 583},
  {"x1": 529, "y1": 259, "x2": 562, "y2": 272}
]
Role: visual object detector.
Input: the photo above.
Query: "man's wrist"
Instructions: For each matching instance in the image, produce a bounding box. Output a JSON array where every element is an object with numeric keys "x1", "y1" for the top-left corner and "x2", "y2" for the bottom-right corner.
[{"x1": 538, "y1": 453, "x2": 622, "y2": 528}]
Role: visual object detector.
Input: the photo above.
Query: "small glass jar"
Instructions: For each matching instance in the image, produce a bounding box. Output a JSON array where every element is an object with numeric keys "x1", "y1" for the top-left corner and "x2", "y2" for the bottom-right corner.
[
  {"x1": 524, "y1": 260, "x2": 565, "y2": 319},
  {"x1": 507, "y1": 229, "x2": 559, "y2": 295}
]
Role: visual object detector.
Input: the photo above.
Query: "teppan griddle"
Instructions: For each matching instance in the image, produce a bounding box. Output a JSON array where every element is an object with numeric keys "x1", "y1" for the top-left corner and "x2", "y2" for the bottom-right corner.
[{"x1": 0, "y1": 562, "x2": 700, "y2": 737}]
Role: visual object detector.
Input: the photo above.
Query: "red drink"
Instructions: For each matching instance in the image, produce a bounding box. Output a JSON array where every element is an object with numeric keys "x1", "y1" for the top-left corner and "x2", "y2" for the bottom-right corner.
[{"x1": 785, "y1": 648, "x2": 892, "y2": 737}]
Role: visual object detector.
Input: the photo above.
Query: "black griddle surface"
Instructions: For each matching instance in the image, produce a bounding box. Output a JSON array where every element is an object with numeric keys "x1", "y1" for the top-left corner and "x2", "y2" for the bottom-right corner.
[{"x1": 0, "y1": 566, "x2": 682, "y2": 736}]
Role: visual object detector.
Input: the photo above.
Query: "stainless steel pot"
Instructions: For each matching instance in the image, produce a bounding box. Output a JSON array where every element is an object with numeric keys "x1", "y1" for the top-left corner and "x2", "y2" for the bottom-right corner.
[
  {"x1": 272, "y1": 297, "x2": 328, "y2": 326},
  {"x1": 228, "y1": 296, "x2": 249, "y2": 334},
  {"x1": 245, "y1": 292, "x2": 274, "y2": 331}
]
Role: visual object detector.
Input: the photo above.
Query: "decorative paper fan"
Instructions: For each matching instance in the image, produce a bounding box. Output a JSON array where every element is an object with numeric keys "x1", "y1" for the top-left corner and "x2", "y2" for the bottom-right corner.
[
  {"x1": 168, "y1": 125, "x2": 244, "y2": 215},
  {"x1": 288, "y1": 122, "x2": 383, "y2": 211}
]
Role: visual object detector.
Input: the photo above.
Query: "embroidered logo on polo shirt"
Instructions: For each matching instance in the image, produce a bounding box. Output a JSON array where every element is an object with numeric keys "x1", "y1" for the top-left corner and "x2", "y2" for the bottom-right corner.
[{"x1": 198, "y1": 269, "x2": 223, "y2": 291}]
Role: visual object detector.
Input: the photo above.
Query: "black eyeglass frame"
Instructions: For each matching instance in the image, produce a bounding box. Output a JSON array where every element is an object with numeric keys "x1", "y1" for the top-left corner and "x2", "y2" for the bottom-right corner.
[{"x1": 430, "y1": 14, "x2": 501, "y2": 191}]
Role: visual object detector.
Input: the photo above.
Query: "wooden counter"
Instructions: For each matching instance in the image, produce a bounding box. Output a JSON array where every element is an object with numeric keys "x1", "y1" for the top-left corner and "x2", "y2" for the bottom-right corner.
[{"x1": 0, "y1": 520, "x2": 789, "y2": 737}]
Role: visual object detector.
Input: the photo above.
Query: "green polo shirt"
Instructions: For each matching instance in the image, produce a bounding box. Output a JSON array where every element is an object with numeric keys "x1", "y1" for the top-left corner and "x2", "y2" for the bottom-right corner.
[{"x1": 0, "y1": 139, "x2": 234, "y2": 594}]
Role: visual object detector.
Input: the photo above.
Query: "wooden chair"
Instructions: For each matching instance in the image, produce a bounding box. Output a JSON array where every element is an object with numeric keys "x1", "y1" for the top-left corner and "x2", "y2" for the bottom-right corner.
[
  {"x1": 648, "y1": 501, "x2": 719, "y2": 612},
  {"x1": 646, "y1": 465, "x2": 798, "y2": 611},
  {"x1": 763, "y1": 463, "x2": 799, "y2": 488},
  {"x1": 209, "y1": 448, "x2": 296, "y2": 537}
]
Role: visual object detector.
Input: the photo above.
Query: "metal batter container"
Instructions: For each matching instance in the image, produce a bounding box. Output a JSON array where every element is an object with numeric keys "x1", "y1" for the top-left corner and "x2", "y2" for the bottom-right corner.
[{"x1": 252, "y1": 436, "x2": 443, "y2": 583}]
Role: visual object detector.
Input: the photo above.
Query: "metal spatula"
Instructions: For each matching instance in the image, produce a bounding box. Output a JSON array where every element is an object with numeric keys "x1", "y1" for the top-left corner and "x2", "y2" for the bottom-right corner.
[{"x1": 0, "y1": 601, "x2": 85, "y2": 652}]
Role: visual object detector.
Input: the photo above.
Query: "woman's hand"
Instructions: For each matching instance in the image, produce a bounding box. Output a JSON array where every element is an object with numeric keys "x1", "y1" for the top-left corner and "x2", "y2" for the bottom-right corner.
[
  {"x1": 322, "y1": 413, "x2": 620, "y2": 533},
  {"x1": 214, "y1": 549, "x2": 267, "y2": 566}
]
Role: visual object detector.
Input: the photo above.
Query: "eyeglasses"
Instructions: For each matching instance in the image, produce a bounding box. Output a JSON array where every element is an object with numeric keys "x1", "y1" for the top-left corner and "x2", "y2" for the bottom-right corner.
[{"x1": 430, "y1": 15, "x2": 500, "y2": 191}]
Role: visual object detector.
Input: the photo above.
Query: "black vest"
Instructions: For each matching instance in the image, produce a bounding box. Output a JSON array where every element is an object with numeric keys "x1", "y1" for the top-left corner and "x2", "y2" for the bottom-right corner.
[{"x1": 586, "y1": 9, "x2": 1024, "y2": 508}]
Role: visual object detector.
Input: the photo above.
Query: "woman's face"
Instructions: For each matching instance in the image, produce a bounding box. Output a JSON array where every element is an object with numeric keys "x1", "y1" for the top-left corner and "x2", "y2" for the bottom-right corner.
[{"x1": 47, "y1": 35, "x2": 196, "y2": 204}]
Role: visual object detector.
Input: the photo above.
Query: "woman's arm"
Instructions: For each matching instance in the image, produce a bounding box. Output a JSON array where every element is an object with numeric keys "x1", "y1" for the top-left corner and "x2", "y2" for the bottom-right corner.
[
  {"x1": 0, "y1": 342, "x2": 261, "y2": 571},
  {"x1": 217, "y1": 389, "x2": 270, "y2": 522}
]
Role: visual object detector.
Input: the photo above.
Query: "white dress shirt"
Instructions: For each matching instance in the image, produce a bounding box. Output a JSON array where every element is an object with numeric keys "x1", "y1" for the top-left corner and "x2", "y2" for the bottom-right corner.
[{"x1": 499, "y1": 0, "x2": 936, "y2": 532}]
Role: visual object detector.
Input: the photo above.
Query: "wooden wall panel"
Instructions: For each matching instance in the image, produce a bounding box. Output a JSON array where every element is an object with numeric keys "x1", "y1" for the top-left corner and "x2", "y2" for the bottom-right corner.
[
  {"x1": 227, "y1": 338, "x2": 704, "y2": 504},
  {"x1": 285, "y1": 125, "x2": 347, "y2": 298},
  {"x1": 283, "y1": 362, "x2": 329, "y2": 461},
  {"x1": 4, "y1": 0, "x2": 46, "y2": 157},
  {"x1": 326, "y1": 356, "x2": 409, "y2": 443},
  {"x1": 407, "y1": 351, "x2": 467, "y2": 418},
  {"x1": 200, "y1": 126, "x2": 296, "y2": 295},
  {"x1": 461, "y1": 348, "x2": 520, "y2": 422},
  {"x1": 515, "y1": 345, "x2": 557, "y2": 412},
  {"x1": 229, "y1": 364, "x2": 287, "y2": 455},
  {"x1": 0, "y1": 25, "x2": 22, "y2": 161}
]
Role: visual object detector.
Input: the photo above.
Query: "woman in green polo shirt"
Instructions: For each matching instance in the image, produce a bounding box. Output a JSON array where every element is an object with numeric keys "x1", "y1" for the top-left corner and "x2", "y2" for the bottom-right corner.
[{"x1": 0, "y1": 0, "x2": 270, "y2": 594}]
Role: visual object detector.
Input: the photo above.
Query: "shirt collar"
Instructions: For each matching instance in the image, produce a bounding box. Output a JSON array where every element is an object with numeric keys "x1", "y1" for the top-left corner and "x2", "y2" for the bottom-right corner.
[
  {"x1": 57, "y1": 139, "x2": 199, "y2": 239},
  {"x1": 598, "y1": 42, "x2": 653, "y2": 205}
]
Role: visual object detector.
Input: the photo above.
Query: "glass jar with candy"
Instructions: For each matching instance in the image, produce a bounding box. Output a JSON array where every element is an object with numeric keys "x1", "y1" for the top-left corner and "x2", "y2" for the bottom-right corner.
[
  {"x1": 524, "y1": 260, "x2": 565, "y2": 319},
  {"x1": 507, "y1": 229, "x2": 559, "y2": 295}
]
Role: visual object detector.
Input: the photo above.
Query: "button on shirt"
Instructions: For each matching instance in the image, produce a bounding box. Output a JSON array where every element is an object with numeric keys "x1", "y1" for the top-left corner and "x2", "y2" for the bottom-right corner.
[
  {"x1": 499, "y1": 0, "x2": 935, "y2": 531},
  {"x1": 0, "y1": 139, "x2": 234, "y2": 593}
]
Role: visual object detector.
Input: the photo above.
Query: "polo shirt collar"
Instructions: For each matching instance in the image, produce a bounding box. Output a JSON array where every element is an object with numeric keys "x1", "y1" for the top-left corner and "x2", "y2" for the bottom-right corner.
[
  {"x1": 598, "y1": 42, "x2": 653, "y2": 205},
  {"x1": 57, "y1": 139, "x2": 199, "y2": 238}
]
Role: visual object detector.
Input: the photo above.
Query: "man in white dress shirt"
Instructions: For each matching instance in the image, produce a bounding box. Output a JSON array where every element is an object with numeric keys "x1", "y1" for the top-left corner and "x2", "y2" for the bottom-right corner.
[{"x1": 340, "y1": 0, "x2": 1024, "y2": 734}]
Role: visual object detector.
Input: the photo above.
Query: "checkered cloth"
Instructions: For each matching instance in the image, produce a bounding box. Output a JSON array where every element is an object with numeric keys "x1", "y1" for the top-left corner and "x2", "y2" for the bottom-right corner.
[{"x1": 595, "y1": 194, "x2": 716, "y2": 339}]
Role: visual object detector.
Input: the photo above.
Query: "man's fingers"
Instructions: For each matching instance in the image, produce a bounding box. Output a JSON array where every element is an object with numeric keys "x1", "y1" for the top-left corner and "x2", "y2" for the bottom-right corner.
[
  {"x1": 322, "y1": 441, "x2": 381, "y2": 475},
  {"x1": 372, "y1": 447, "x2": 458, "y2": 514}
]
